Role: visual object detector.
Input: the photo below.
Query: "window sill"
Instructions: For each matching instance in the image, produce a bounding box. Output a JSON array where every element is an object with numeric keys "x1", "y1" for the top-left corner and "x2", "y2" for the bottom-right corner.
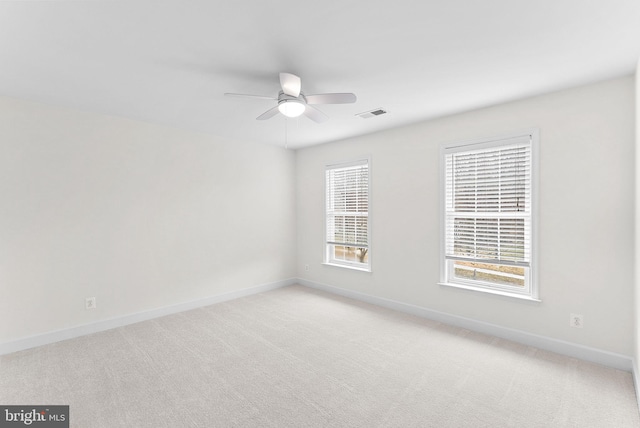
[
  {"x1": 323, "y1": 262, "x2": 371, "y2": 273},
  {"x1": 438, "y1": 282, "x2": 541, "y2": 303}
]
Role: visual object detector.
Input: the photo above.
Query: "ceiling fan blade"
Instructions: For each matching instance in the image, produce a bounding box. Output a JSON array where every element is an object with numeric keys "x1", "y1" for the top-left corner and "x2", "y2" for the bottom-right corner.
[
  {"x1": 303, "y1": 105, "x2": 329, "y2": 123},
  {"x1": 305, "y1": 93, "x2": 357, "y2": 104},
  {"x1": 280, "y1": 72, "x2": 301, "y2": 97},
  {"x1": 256, "y1": 106, "x2": 280, "y2": 120},
  {"x1": 225, "y1": 93, "x2": 276, "y2": 100}
]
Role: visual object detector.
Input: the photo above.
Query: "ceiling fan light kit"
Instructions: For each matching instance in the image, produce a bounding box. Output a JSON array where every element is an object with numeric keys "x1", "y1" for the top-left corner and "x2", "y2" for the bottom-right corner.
[
  {"x1": 278, "y1": 99, "x2": 305, "y2": 118},
  {"x1": 225, "y1": 72, "x2": 357, "y2": 123}
]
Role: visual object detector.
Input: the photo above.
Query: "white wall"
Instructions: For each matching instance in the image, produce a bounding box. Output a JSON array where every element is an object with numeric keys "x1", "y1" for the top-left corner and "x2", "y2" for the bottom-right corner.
[
  {"x1": 297, "y1": 76, "x2": 635, "y2": 356},
  {"x1": 0, "y1": 97, "x2": 296, "y2": 344},
  {"x1": 635, "y1": 63, "x2": 639, "y2": 369},
  {"x1": 2, "y1": 76, "x2": 634, "y2": 357}
]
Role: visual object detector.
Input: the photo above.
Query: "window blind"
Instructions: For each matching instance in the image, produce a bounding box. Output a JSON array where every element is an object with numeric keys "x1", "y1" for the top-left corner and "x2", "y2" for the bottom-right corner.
[
  {"x1": 444, "y1": 136, "x2": 531, "y2": 266},
  {"x1": 326, "y1": 160, "x2": 369, "y2": 249}
]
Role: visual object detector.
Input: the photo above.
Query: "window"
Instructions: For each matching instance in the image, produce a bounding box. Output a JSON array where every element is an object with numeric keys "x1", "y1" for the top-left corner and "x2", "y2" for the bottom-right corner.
[
  {"x1": 440, "y1": 131, "x2": 537, "y2": 299},
  {"x1": 325, "y1": 159, "x2": 370, "y2": 271}
]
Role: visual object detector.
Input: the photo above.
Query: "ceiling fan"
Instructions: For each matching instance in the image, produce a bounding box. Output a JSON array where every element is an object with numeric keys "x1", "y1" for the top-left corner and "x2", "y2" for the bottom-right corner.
[{"x1": 224, "y1": 72, "x2": 357, "y2": 123}]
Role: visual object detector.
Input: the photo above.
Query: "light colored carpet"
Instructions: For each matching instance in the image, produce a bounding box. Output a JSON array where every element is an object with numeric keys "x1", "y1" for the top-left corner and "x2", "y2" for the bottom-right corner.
[{"x1": 1, "y1": 285, "x2": 638, "y2": 427}]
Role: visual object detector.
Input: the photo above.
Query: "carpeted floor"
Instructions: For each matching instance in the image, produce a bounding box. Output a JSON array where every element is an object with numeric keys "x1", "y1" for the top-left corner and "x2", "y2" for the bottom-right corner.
[{"x1": 1, "y1": 285, "x2": 638, "y2": 427}]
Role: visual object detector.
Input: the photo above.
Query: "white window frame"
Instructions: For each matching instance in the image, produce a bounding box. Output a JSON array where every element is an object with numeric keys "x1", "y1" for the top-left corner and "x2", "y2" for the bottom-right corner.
[
  {"x1": 439, "y1": 130, "x2": 539, "y2": 301},
  {"x1": 324, "y1": 157, "x2": 371, "y2": 272}
]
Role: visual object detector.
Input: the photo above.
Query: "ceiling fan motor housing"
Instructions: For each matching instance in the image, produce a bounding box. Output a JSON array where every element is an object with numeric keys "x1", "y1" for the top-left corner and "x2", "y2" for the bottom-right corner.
[{"x1": 277, "y1": 91, "x2": 306, "y2": 104}]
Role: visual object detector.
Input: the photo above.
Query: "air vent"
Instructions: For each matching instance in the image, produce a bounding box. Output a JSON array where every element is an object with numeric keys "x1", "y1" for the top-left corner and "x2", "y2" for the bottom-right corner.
[{"x1": 356, "y1": 108, "x2": 387, "y2": 119}]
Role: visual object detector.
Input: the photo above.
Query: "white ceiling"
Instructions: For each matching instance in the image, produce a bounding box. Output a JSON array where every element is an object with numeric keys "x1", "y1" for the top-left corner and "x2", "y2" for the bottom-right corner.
[{"x1": 1, "y1": 1, "x2": 639, "y2": 149}]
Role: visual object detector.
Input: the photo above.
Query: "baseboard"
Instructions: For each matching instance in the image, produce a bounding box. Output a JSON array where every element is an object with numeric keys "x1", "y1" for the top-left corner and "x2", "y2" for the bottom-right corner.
[
  {"x1": 633, "y1": 359, "x2": 640, "y2": 413},
  {"x1": 298, "y1": 278, "x2": 634, "y2": 372},
  {"x1": 0, "y1": 278, "x2": 296, "y2": 356},
  {"x1": 4, "y1": 276, "x2": 634, "y2": 375}
]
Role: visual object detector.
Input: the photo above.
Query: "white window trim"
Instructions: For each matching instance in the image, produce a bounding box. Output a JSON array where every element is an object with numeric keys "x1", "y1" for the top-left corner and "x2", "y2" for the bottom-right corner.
[
  {"x1": 439, "y1": 130, "x2": 539, "y2": 301},
  {"x1": 324, "y1": 157, "x2": 372, "y2": 272}
]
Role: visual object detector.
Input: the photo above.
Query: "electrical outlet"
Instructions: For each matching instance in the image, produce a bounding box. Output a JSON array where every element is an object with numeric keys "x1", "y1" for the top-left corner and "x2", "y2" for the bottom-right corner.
[
  {"x1": 304, "y1": 264, "x2": 310, "y2": 272},
  {"x1": 85, "y1": 297, "x2": 96, "y2": 310},
  {"x1": 570, "y1": 313, "x2": 583, "y2": 328}
]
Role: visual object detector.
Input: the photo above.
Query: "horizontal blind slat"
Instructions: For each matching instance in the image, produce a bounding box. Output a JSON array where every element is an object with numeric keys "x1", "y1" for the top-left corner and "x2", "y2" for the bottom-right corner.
[
  {"x1": 326, "y1": 161, "x2": 370, "y2": 249},
  {"x1": 444, "y1": 138, "x2": 532, "y2": 265}
]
